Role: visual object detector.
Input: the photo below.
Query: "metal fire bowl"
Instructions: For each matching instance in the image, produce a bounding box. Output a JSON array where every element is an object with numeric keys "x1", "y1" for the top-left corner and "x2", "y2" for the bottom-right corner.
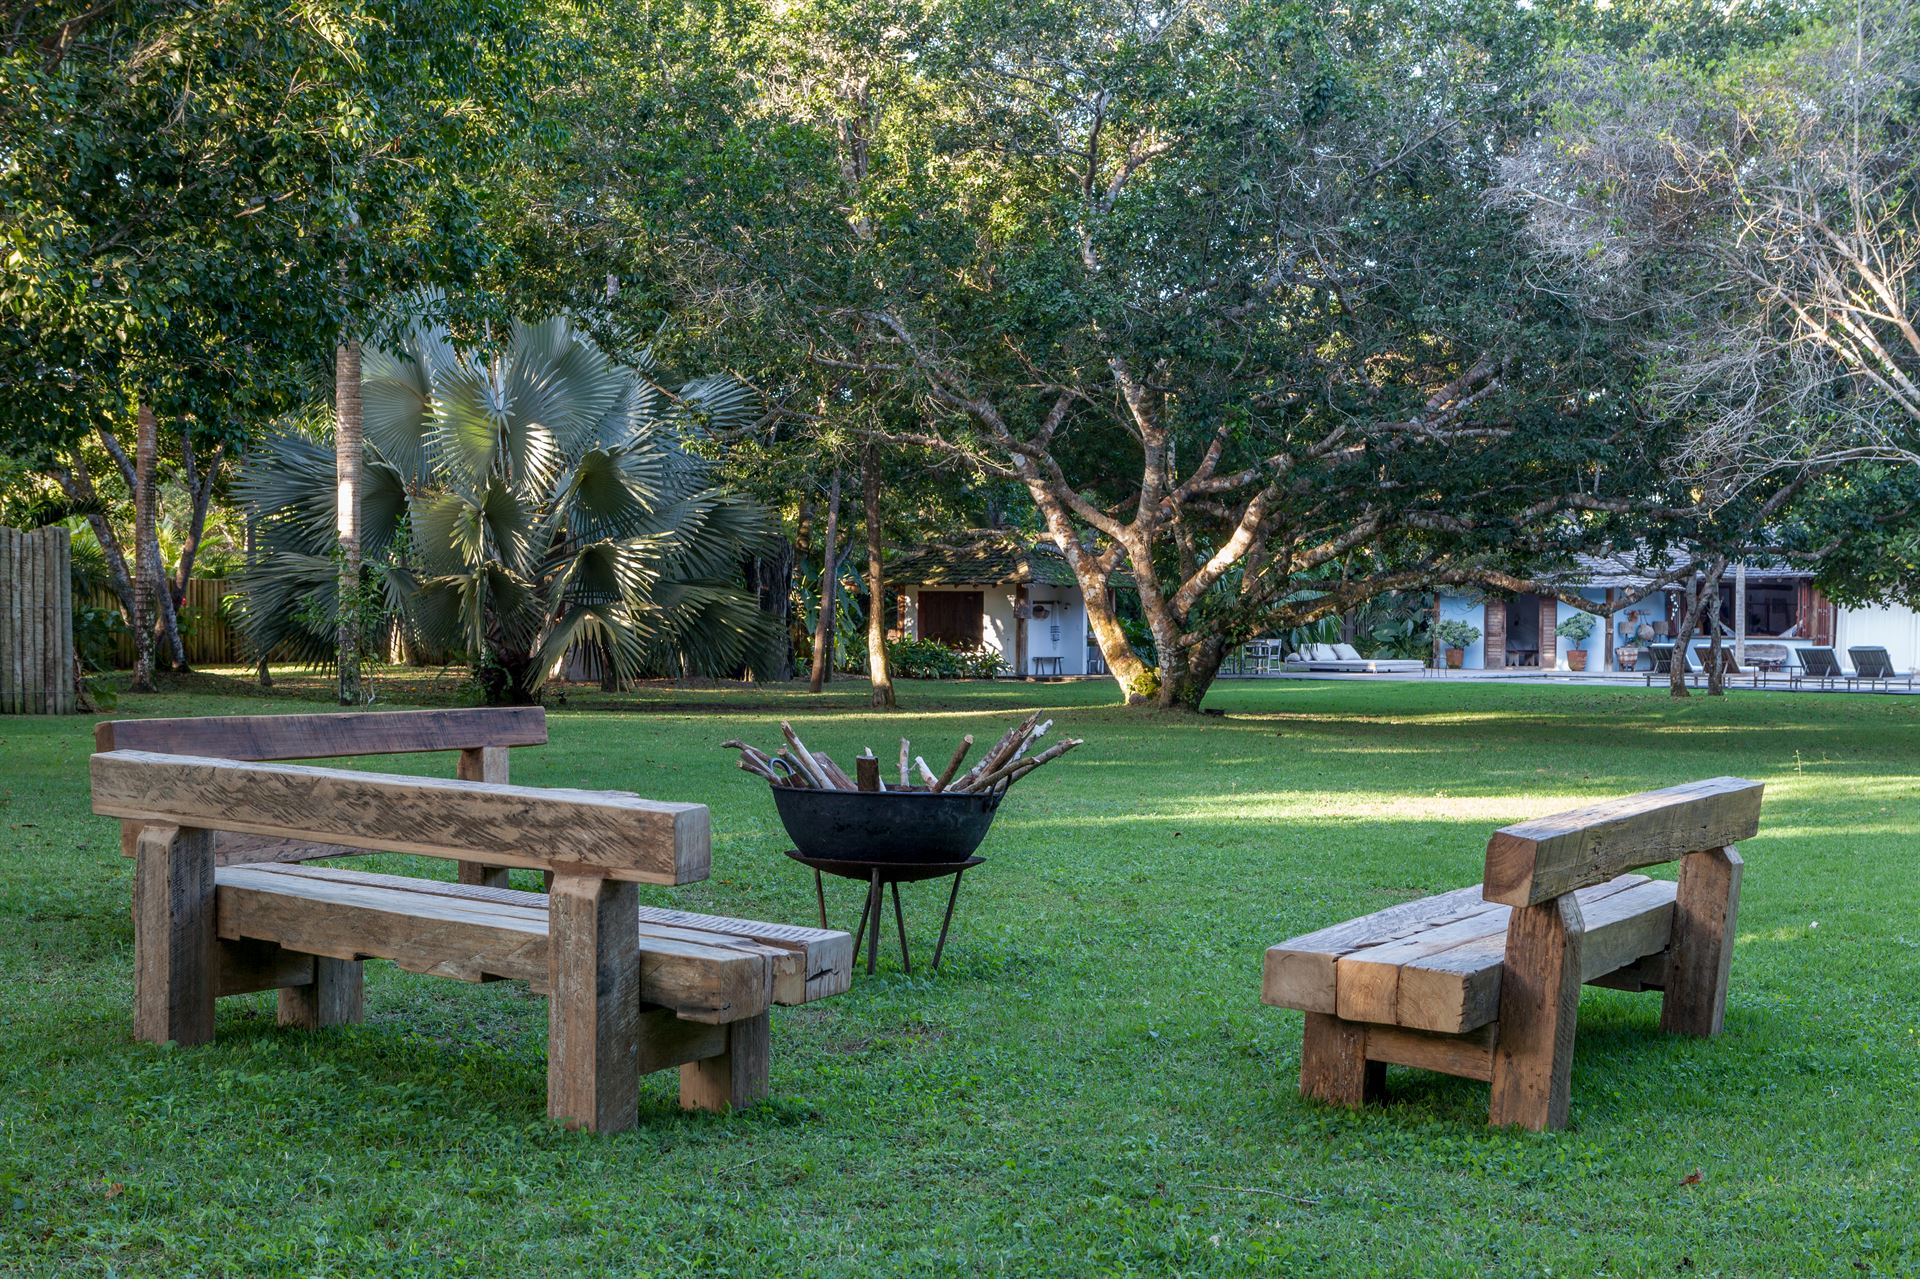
[{"x1": 769, "y1": 783, "x2": 1005, "y2": 863}]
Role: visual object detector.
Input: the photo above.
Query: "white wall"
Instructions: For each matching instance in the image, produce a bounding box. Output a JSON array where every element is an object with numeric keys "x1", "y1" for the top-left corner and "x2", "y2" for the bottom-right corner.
[
  {"x1": 901, "y1": 583, "x2": 1093, "y2": 675},
  {"x1": 1836, "y1": 603, "x2": 1920, "y2": 672},
  {"x1": 1436, "y1": 595, "x2": 1487, "y2": 668}
]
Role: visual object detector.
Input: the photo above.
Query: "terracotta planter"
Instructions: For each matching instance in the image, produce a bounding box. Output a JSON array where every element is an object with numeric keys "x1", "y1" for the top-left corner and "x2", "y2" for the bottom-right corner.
[
  {"x1": 1445, "y1": 647, "x2": 1465, "y2": 669},
  {"x1": 1567, "y1": 649, "x2": 1589, "y2": 672}
]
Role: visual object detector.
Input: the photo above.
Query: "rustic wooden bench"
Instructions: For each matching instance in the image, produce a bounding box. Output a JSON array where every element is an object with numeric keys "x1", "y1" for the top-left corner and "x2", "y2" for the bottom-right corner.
[
  {"x1": 90, "y1": 710, "x2": 852, "y2": 1132},
  {"x1": 1262, "y1": 777, "x2": 1762, "y2": 1130}
]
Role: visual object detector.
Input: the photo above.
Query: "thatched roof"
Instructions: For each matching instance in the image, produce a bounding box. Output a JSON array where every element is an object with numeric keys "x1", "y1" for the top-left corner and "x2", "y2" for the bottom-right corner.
[{"x1": 889, "y1": 531, "x2": 1128, "y2": 590}]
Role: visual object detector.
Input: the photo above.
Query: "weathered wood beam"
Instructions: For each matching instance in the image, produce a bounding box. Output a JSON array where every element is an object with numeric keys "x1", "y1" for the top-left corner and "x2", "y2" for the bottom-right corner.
[{"x1": 92, "y1": 751, "x2": 710, "y2": 885}]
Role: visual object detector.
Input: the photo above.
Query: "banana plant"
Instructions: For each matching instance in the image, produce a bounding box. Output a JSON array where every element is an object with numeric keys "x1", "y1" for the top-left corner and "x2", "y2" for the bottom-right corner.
[{"x1": 237, "y1": 311, "x2": 778, "y2": 703}]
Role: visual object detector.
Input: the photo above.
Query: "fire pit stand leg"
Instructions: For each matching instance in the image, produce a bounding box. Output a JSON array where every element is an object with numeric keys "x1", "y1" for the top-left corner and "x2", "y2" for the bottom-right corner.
[
  {"x1": 865, "y1": 869, "x2": 882, "y2": 976},
  {"x1": 814, "y1": 869, "x2": 828, "y2": 930},
  {"x1": 891, "y1": 882, "x2": 911, "y2": 975},
  {"x1": 931, "y1": 867, "x2": 967, "y2": 973}
]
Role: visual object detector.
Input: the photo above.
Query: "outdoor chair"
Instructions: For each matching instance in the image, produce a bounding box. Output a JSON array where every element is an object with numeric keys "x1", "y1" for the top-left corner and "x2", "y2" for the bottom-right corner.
[
  {"x1": 1643, "y1": 643, "x2": 1696, "y2": 686},
  {"x1": 1794, "y1": 646, "x2": 1850, "y2": 690},
  {"x1": 1847, "y1": 646, "x2": 1915, "y2": 690}
]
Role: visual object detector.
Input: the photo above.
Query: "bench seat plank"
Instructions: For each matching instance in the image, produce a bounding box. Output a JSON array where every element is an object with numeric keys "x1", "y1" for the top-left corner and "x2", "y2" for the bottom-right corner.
[
  {"x1": 1265, "y1": 874, "x2": 1679, "y2": 1034},
  {"x1": 259, "y1": 864, "x2": 854, "y2": 1006},
  {"x1": 216, "y1": 866, "x2": 774, "y2": 1024}
]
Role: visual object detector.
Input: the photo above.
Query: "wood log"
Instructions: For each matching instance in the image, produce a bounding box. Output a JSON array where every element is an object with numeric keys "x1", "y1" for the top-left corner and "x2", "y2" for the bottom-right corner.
[
  {"x1": 1300, "y1": 1012, "x2": 1383, "y2": 1107},
  {"x1": 1659, "y1": 847, "x2": 1743, "y2": 1037},
  {"x1": 456, "y1": 746, "x2": 513, "y2": 889},
  {"x1": 955, "y1": 713, "x2": 1040, "y2": 790},
  {"x1": 215, "y1": 865, "x2": 774, "y2": 1022},
  {"x1": 1482, "y1": 777, "x2": 1763, "y2": 906},
  {"x1": 92, "y1": 751, "x2": 711, "y2": 885},
  {"x1": 914, "y1": 756, "x2": 939, "y2": 788},
  {"x1": 679, "y1": 1011, "x2": 771, "y2": 1112},
  {"x1": 133, "y1": 824, "x2": 216, "y2": 1046},
  {"x1": 277, "y1": 957, "x2": 364, "y2": 1030},
  {"x1": 814, "y1": 751, "x2": 857, "y2": 791},
  {"x1": 1488, "y1": 895, "x2": 1584, "y2": 1130},
  {"x1": 931, "y1": 736, "x2": 972, "y2": 792},
  {"x1": 898, "y1": 738, "x2": 910, "y2": 788},
  {"x1": 780, "y1": 722, "x2": 833, "y2": 789},
  {"x1": 547, "y1": 874, "x2": 641, "y2": 1133},
  {"x1": 961, "y1": 737, "x2": 1081, "y2": 793},
  {"x1": 94, "y1": 707, "x2": 547, "y2": 760},
  {"x1": 856, "y1": 755, "x2": 881, "y2": 792}
]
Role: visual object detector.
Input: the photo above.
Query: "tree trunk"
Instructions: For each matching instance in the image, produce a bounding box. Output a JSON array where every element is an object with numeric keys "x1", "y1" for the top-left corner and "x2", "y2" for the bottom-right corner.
[
  {"x1": 244, "y1": 476, "x2": 273, "y2": 687},
  {"x1": 1705, "y1": 576, "x2": 1727, "y2": 696},
  {"x1": 790, "y1": 499, "x2": 815, "y2": 674},
  {"x1": 92, "y1": 423, "x2": 186, "y2": 671},
  {"x1": 1159, "y1": 633, "x2": 1229, "y2": 711},
  {"x1": 336, "y1": 338, "x2": 364, "y2": 705},
  {"x1": 130, "y1": 403, "x2": 158, "y2": 692},
  {"x1": 808, "y1": 469, "x2": 842, "y2": 694},
  {"x1": 863, "y1": 443, "x2": 895, "y2": 708}
]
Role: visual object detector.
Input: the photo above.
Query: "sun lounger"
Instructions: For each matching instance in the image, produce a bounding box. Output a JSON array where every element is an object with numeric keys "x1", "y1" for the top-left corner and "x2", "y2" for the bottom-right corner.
[
  {"x1": 1847, "y1": 646, "x2": 1915, "y2": 689},
  {"x1": 1793, "y1": 646, "x2": 1849, "y2": 689},
  {"x1": 1282, "y1": 642, "x2": 1425, "y2": 674}
]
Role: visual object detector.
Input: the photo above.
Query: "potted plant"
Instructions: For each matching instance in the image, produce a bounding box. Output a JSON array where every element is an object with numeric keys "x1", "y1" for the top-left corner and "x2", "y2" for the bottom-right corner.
[
  {"x1": 1555, "y1": 612, "x2": 1596, "y2": 671},
  {"x1": 1433, "y1": 619, "x2": 1481, "y2": 669}
]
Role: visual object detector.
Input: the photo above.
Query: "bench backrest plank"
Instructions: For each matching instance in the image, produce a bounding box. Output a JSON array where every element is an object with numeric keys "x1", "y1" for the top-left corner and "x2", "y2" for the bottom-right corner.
[
  {"x1": 94, "y1": 707, "x2": 546, "y2": 760},
  {"x1": 1482, "y1": 776, "x2": 1762, "y2": 906},
  {"x1": 92, "y1": 750, "x2": 709, "y2": 885}
]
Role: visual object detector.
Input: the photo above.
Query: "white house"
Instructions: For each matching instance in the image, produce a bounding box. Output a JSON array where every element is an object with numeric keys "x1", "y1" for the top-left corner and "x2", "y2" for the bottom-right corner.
[
  {"x1": 1433, "y1": 549, "x2": 1918, "y2": 673},
  {"x1": 889, "y1": 532, "x2": 1114, "y2": 677}
]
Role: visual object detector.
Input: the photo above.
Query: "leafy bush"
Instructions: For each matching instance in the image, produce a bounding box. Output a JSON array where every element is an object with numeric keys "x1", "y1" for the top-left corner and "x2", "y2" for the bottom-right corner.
[
  {"x1": 1434, "y1": 619, "x2": 1482, "y2": 650},
  {"x1": 840, "y1": 636, "x2": 1009, "y2": 680}
]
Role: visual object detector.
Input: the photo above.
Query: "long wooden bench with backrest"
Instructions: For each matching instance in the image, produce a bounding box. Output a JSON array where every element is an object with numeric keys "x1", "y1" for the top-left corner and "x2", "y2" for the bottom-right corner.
[
  {"x1": 1262, "y1": 777, "x2": 1762, "y2": 1130},
  {"x1": 90, "y1": 710, "x2": 852, "y2": 1132}
]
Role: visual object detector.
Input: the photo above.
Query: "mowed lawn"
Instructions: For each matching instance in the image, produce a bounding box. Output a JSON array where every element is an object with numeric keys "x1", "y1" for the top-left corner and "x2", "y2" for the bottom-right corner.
[{"x1": 2, "y1": 673, "x2": 1916, "y2": 1277}]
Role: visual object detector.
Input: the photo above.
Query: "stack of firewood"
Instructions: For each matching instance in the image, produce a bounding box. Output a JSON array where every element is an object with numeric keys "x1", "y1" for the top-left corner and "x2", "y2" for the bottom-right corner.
[{"x1": 723, "y1": 713, "x2": 1081, "y2": 794}]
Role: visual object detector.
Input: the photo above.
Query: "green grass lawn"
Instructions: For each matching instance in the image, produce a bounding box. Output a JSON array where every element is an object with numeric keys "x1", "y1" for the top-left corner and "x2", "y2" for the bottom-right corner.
[{"x1": 3, "y1": 673, "x2": 1916, "y2": 1277}]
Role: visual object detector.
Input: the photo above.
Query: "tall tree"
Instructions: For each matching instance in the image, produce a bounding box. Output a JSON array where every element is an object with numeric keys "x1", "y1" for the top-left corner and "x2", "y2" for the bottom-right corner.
[
  {"x1": 130, "y1": 403, "x2": 158, "y2": 693},
  {"x1": 863, "y1": 442, "x2": 895, "y2": 706},
  {"x1": 334, "y1": 339, "x2": 365, "y2": 703},
  {"x1": 809, "y1": 469, "x2": 843, "y2": 693}
]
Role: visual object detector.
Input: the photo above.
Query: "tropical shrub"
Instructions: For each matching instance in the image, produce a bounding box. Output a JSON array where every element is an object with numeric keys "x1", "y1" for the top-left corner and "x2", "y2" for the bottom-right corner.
[
  {"x1": 1434, "y1": 619, "x2": 1482, "y2": 651},
  {"x1": 838, "y1": 636, "x2": 1009, "y2": 680},
  {"x1": 239, "y1": 312, "x2": 778, "y2": 703}
]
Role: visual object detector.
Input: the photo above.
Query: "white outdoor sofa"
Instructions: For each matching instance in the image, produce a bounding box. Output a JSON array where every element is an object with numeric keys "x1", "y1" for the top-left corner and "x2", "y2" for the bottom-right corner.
[{"x1": 1282, "y1": 642, "x2": 1426, "y2": 674}]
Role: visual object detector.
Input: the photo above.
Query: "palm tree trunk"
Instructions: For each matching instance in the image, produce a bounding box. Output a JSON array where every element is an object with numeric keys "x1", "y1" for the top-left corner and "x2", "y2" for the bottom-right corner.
[
  {"x1": 130, "y1": 402, "x2": 158, "y2": 693},
  {"x1": 808, "y1": 469, "x2": 842, "y2": 693},
  {"x1": 336, "y1": 338, "x2": 363, "y2": 705},
  {"x1": 863, "y1": 443, "x2": 895, "y2": 708}
]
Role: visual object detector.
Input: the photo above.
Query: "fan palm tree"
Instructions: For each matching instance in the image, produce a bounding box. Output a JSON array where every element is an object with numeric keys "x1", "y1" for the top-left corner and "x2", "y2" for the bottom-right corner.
[{"x1": 238, "y1": 312, "x2": 778, "y2": 703}]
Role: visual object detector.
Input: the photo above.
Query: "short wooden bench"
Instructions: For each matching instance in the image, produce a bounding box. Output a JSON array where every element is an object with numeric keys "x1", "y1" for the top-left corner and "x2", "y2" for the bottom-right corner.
[
  {"x1": 91, "y1": 710, "x2": 853, "y2": 1132},
  {"x1": 1262, "y1": 777, "x2": 1762, "y2": 1129}
]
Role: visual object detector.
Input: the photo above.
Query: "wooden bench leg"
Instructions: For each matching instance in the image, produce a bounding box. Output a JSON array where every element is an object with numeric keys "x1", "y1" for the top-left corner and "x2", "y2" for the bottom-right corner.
[
  {"x1": 277, "y1": 958, "x2": 365, "y2": 1030},
  {"x1": 1489, "y1": 896, "x2": 1584, "y2": 1131},
  {"x1": 133, "y1": 824, "x2": 216, "y2": 1046},
  {"x1": 547, "y1": 874, "x2": 641, "y2": 1133},
  {"x1": 1300, "y1": 1012, "x2": 1384, "y2": 1107},
  {"x1": 680, "y1": 1012, "x2": 771, "y2": 1112},
  {"x1": 456, "y1": 747, "x2": 513, "y2": 889},
  {"x1": 1660, "y1": 847, "x2": 1743, "y2": 1037}
]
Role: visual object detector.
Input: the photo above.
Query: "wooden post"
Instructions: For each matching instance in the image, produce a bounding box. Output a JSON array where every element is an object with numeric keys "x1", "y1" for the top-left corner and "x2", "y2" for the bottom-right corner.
[
  {"x1": 277, "y1": 957, "x2": 364, "y2": 1030},
  {"x1": 1734, "y1": 564, "x2": 1747, "y2": 667},
  {"x1": 1603, "y1": 589, "x2": 1617, "y2": 673},
  {"x1": 546, "y1": 874, "x2": 640, "y2": 1133},
  {"x1": 1299, "y1": 1012, "x2": 1384, "y2": 1107},
  {"x1": 1014, "y1": 584, "x2": 1030, "y2": 677},
  {"x1": 1660, "y1": 847, "x2": 1743, "y2": 1037},
  {"x1": 456, "y1": 746, "x2": 513, "y2": 888},
  {"x1": 1488, "y1": 895, "x2": 1584, "y2": 1130},
  {"x1": 680, "y1": 1011, "x2": 772, "y2": 1111},
  {"x1": 133, "y1": 824, "x2": 217, "y2": 1046}
]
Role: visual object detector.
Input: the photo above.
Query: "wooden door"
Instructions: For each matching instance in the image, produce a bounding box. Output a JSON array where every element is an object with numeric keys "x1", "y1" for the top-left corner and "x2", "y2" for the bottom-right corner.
[
  {"x1": 1483, "y1": 599, "x2": 1506, "y2": 668},
  {"x1": 1539, "y1": 598, "x2": 1558, "y2": 668},
  {"x1": 918, "y1": 591, "x2": 983, "y2": 648}
]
